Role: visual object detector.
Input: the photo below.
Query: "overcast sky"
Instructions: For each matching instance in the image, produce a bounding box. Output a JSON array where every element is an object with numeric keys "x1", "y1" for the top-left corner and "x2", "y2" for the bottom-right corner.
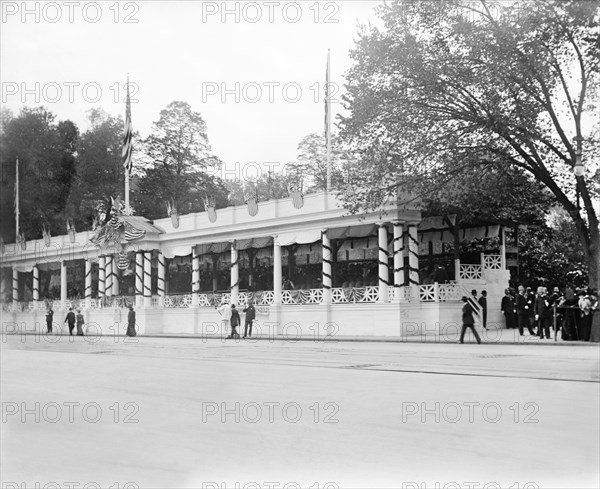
[{"x1": 1, "y1": 1, "x2": 382, "y2": 172}]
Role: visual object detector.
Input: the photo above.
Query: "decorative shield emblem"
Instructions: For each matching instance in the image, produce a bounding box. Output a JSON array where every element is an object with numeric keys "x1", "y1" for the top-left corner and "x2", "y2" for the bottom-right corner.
[
  {"x1": 288, "y1": 184, "x2": 304, "y2": 209},
  {"x1": 42, "y1": 225, "x2": 51, "y2": 247},
  {"x1": 17, "y1": 233, "x2": 26, "y2": 251},
  {"x1": 66, "y1": 219, "x2": 76, "y2": 243},
  {"x1": 245, "y1": 189, "x2": 258, "y2": 217},
  {"x1": 166, "y1": 199, "x2": 179, "y2": 229},
  {"x1": 204, "y1": 195, "x2": 217, "y2": 223}
]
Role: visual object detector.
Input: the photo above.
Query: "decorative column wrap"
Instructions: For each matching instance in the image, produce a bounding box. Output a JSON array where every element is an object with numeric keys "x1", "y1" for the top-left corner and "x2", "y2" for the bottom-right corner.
[
  {"x1": 321, "y1": 231, "x2": 332, "y2": 304},
  {"x1": 192, "y1": 247, "x2": 200, "y2": 307},
  {"x1": 157, "y1": 252, "x2": 166, "y2": 298},
  {"x1": 135, "y1": 251, "x2": 144, "y2": 307},
  {"x1": 378, "y1": 224, "x2": 389, "y2": 303},
  {"x1": 12, "y1": 268, "x2": 18, "y2": 302},
  {"x1": 273, "y1": 241, "x2": 282, "y2": 305},
  {"x1": 230, "y1": 241, "x2": 239, "y2": 305},
  {"x1": 33, "y1": 266, "x2": 39, "y2": 301},
  {"x1": 85, "y1": 260, "x2": 92, "y2": 308},
  {"x1": 408, "y1": 224, "x2": 420, "y2": 287},
  {"x1": 143, "y1": 250, "x2": 152, "y2": 307},
  {"x1": 105, "y1": 255, "x2": 113, "y2": 297},
  {"x1": 60, "y1": 261, "x2": 67, "y2": 307},
  {"x1": 98, "y1": 256, "x2": 106, "y2": 298},
  {"x1": 393, "y1": 222, "x2": 405, "y2": 302}
]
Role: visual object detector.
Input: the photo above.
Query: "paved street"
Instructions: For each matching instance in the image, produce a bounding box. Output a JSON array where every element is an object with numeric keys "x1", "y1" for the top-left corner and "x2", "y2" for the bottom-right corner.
[{"x1": 1, "y1": 335, "x2": 599, "y2": 489}]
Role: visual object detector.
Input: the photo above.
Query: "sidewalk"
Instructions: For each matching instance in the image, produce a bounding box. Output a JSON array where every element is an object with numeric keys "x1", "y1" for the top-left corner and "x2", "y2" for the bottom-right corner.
[{"x1": 5, "y1": 326, "x2": 598, "y2": 346}]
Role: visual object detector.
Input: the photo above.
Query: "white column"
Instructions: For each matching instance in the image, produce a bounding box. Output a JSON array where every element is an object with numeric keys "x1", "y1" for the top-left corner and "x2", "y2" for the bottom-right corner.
[
  {"x1": 408, "y1": 224, "x2": 420, "y2": 296},
  {"x1": 33, "y1": 266, "x2": 39, "y2": 301},
  {"x1": 192, "y1": 247, "x2": 200, "y2": 307},
  {"x1": 12, "y1": 268, "x2": 18, "y2": 302},
  {"x1": 112, "y1": 257, "x2": 119, "y2": 296},
  {"x1": 105, "y1": 255, "x2": 113, "y2": 297},
  {"x1": 157, "y1": 251, "x2": 165, "y2": 307},
  {"x1": 500, "y1": 226, "x2": 507, "y2": 270},
  {"x1": 84, "y1": 260, "x2": 92, "y2": 309},
  {"x1": 60, "y1": 261, "x2": 67, "y2": 308},
  {"x1": 230, "y1": 242, "x2": 239, "y2": 305},
  {"x1": 393, "y1": 222, "x2": 405, "y2": 302},
  {"x1": 135, "y1": 251, "x2": 143, "y2": 307},
  {"x1": 378, "y1": 224, "x2": 389, "y2": 303},
  {"x1": 143, "y1": 251, "x2": 152, "y2": 307},
  {"x1": 321, "y1": 231, "x2": 332, "y2": 304},
  {"x1": 273, "y1": 241, "x2": 282, "y2": 305},
  {"x1": 98, "y1": 256, "x2": 106, "y2": 298}
]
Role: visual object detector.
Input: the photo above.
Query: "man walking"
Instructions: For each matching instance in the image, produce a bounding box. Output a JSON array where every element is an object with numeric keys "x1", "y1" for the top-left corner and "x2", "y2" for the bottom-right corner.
[
  {"x1": 230, "y1": 304, "x2": 241, "y2": 339},
  {"x1": 460, "y1": 296, "x2": 482, "y2": 344},
  {"x1": 242, "y1": 301, "x2": 256, "y2": 338},
  {"x1": 217, "y1": 302, "x2": 233, "y2": 339},
  {"x1": 64, "y1": 308, "x2": 76, "y2": 336}
]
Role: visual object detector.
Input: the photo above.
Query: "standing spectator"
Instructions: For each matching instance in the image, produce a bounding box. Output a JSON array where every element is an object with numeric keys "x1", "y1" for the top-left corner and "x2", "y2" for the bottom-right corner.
[
  {"x1": 526, "y1": 287, "x2": 536, "y2": 334},
  {"x1": 45, "y1": 307, "x2": 54, "y2": 334},
  {"x1": 500, "y1": 289, "x2": 515, "y2": 330},
  {"x1": 75, "y1": 310, "x2": 85, "y2": 336},
  {"x1": 589, "y1": 289, "x2": 600, "y2": 342},
  {"x1": 516, "y1": 285, "x2": 535, "y2": 336},
  {"x1": 578, "y1": 289, "x2": 595, "y2": 342},
  {"x1": 230, "y1": 304, "x2": 241, "y2": 339},
  {"x1": 217, "y1": 302, "x2": 233, "y2": 338},
  {"x1": 126, "y1": 305, "x2": 137, "y2": 337},
  {"x1": 64, "y1": 308, "x2": 76, "y2": 336},
  {"x1": 433, "y1": 265, "x2": 448, "y2": 284},
  {"x1": 242, "y1": 301, "x2": 256, "y2": 338},
  {"x1": 282, "y1": 277, "x2": 295, "y2": 290},
  {"x1": 459, "y1": 296, "x2": 482, "y2": 344},
  {"x1": 535, "y1": 286, "x2": 553, "y2": 339},
  {"x1": 478, "y1": 290, "x2": 488, "y2": 329}
]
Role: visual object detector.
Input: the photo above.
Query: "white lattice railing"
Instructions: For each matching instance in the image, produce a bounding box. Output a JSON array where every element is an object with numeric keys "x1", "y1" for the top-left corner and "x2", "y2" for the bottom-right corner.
[
  {"x1": 483, "y1": 254, "x2": 502, "y2": 270},
  {"x1": 459, "y1": 264, "x2": 483, "y2": 280},
  {"x1": 163, "y1": 294, "x2": 193, "y2": 308},
  {"x1": 438, "y1": 284, "x2": 463, "y2": 302}
]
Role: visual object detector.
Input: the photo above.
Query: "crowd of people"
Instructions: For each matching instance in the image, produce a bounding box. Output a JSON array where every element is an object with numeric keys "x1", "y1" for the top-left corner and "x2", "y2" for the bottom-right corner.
[{"x1": 500, "y1": 285, "x2": 598, "y2": 341}]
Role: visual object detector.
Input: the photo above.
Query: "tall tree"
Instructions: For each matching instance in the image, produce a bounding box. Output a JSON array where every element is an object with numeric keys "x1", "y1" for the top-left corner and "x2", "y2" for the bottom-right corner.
[
  {"x1": 0, "y1": 107, "x2": 79, "y2": 240},
  {"x1": 133, "y1": 101, "x2": 227, "y2": 219},
  {"x1": 340, "y1": 0, "x2": 600, "y2": 287}
]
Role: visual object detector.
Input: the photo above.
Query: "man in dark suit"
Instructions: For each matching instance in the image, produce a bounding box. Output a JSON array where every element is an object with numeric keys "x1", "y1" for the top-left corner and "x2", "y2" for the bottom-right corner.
[
  {"x1": 500, "y1": 289, "x2": 516, "y2": 329},
  {"x1": 478, "y1": 290, "x2": 488, "y2": 329},
  {"x1": 516, "y1": 285, "x2": 535, "y2": 335},
  {"x1": 64, "y1": 308, "x2": 76, "y2": 336},
  {"x1": 242, "y1": 301, "x2": 256, "y2": 338},
  {"x1": 45, "y1": 307, "x2": 54, "y2": 333},
  {"x1": 460, "y1": 296, "x2": 481, "y2": 344},
  {"x1": 535, "y1": 287, "x2": 553, "y2": 339}
]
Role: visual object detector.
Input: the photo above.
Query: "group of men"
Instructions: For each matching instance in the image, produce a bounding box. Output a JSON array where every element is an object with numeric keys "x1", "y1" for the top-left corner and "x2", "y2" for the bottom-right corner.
[
  {"x1": 44, "y1": 305, "x2": 137, "y2": 337},
  {"x1": 501, "y1": 285, "x2": 598, "y2": 341},
  {"x1": 216, "y1": 301, "x2": 256, "y2": 339}
]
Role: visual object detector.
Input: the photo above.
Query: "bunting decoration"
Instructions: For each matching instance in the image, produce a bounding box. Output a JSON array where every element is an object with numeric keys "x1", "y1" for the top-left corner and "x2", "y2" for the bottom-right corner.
[
  {"x1": 166, "y1": 199, "x2": 179, "y2": 228},
  {"x1": 42, "y1": 225, "x2": 51, "y2": 247},
  {"x1": 244, "y1": 188, "x2": 259, "y2": 216},
  {"x1": 204, "y1": 195, "x2": 217, "y2": 223},
  {"x1": 288, "y1": 183, "x2": 304, "y2": 209},
  {"x1": 117, "y1": 249, "x2": 130, "y2": 270},
  {"x1": 124, "y1": 222, "x2": 145, "y2": 241}
]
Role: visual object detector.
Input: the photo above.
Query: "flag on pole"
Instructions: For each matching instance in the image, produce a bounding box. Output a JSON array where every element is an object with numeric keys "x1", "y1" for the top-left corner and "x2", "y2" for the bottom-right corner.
[
  {"x1": 122, "y1": 79, "x2": 133, "y2": 174},
  {"x1": 324, "y1": 49, "x2": 332, "y2": 191},
  {"x1": 14, "y1": 157, "x2": 19, "y2": 241}
]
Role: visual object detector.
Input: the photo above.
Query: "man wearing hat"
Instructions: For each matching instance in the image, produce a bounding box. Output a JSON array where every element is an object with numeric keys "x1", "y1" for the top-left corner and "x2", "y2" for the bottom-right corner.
[{"x1": 459, "y1": 296, "x2": 482, "y2": 344}]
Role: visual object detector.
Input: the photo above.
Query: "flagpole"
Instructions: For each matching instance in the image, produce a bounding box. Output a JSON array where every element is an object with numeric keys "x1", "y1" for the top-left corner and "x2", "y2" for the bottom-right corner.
[
  {"x1": 15, "y1": 157, "x2": 19, "y2": 242},
  {"x1": 123, "y1": 74, "x2": 132, "y2": 214},
  {"x1": 325, "y1": 49, "x2": 332, "y2": 192}
]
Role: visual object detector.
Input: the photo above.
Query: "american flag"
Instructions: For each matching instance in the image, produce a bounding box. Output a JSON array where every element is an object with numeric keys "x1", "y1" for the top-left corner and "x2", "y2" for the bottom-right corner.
[{"x1": 122, "y1": 79, "x2": 133, "y2": 174}]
